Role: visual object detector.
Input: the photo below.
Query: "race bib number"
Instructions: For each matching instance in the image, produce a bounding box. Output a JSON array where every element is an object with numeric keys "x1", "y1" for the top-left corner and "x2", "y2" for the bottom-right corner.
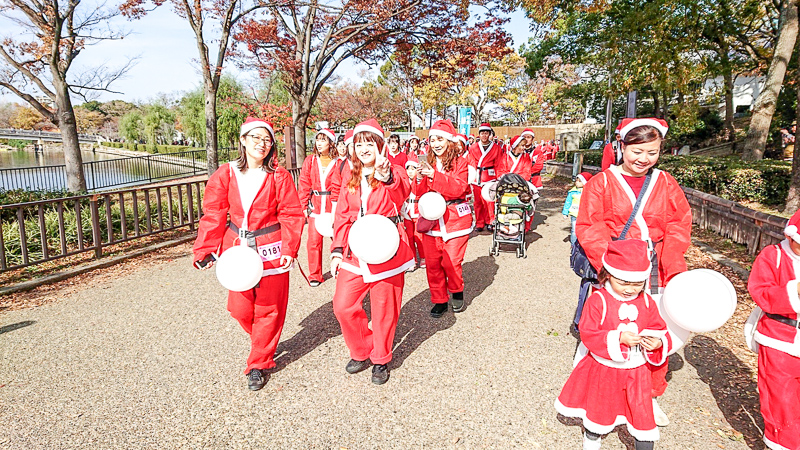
[
  {"x1": 456, "y1": 203, "x2": 471, "y2": 217},
  {"x1": 257, "y1": 242, "x2": 282, "y2": 262},
  {"x1": 487, "y1": 168, "x2": 496, "y2": 176}
]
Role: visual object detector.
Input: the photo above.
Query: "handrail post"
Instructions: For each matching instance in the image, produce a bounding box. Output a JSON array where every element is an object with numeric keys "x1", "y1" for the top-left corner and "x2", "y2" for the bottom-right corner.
[{"x1": 90, "y1": 195, "x2": 103, "y2": 259}]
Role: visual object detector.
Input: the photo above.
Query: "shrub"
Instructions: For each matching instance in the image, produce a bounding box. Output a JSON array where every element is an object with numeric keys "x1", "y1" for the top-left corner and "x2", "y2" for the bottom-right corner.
[{"x1": 7, "y1": 139, "x2": 32, "y2": 150}]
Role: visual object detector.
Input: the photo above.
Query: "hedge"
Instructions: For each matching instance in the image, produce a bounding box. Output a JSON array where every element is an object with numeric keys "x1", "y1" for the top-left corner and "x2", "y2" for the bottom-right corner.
[{"x1": 103, "y1": 142, "x2": 195, "y2": 154}]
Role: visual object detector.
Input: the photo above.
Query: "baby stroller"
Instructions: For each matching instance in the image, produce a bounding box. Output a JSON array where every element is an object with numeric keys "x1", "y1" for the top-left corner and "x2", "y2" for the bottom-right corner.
[{"x1": 489, "y1": 173, "x2": 538, "y2": 258}]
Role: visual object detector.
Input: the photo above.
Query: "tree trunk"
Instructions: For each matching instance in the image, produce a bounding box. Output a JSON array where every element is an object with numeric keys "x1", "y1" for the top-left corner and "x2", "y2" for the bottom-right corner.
[
  {"x1": 204, "y1": 82, "x2": 219, "y2": 175},
  {"x1": 652, "y1": 91, "x2": 661, "y2": 118},
  {"x1": 292, "y1": 99, "x2": 310, "y2": 168},
  {"x1": 53, "y1": 79, "x2": 86, "y2": 193},
  {"x1": 723, "y1": 68, "x2": 736, "y2": 141},
  {"x1": 742, "y1": 0, "x2": 799, "y2": 160},
  {"x1": 784, "y1": 42, "x2": 800, "y2": 214}
]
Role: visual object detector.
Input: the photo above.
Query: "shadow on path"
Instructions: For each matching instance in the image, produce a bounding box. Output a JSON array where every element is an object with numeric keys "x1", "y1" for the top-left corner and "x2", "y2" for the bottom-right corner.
[
  {"x1": 0, "y1": 320, "x2": 36, "y2": 335},
  {"x1": 272, "y1": 301, "x2": 341, "y2": 372},
  {"x1": 391, "y1": 255, "x2": 499, "y2": 369},
  {"x1": 685, "y1": 335, "x2": 764, "y2": 449}
]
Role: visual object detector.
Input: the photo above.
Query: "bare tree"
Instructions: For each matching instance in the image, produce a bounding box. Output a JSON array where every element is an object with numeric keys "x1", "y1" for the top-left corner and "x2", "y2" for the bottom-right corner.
[{"x1": 0, "y1": 0, "x2": 134, "y2": 192}]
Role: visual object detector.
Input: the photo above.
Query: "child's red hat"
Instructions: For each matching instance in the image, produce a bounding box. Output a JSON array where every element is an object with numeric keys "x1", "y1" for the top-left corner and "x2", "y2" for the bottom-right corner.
[
  {"x1": 602, "y1": 239, "x2": 652, "y2": 282},
  {"x1": 577, "y1": 172, "x2": 592, "y2": 184},
  {"x1": 785, "y1": 210, "x2": 800, "y2": 244}
]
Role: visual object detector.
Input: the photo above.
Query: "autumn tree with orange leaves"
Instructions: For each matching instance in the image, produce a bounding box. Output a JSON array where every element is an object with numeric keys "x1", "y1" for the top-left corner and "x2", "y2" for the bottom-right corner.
[
  {"x1": 234, "y1": 0, "x2": 511, "y2": 166},
  {"x1": 0, "y1": 0, "x2": 134, "y2": 192}
]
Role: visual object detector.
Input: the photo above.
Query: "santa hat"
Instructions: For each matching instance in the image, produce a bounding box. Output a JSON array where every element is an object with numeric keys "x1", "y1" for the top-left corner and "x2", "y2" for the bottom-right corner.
[
  {"x1": 455, "y1": 134, "x2": 468, "y2": 146},
  {"x1": 316, "y1": 128, "x2": 336, "y2": 143},
  {"x1": 469, "y1": 134, "x2": 476, "y2": 139},
  {"x1": 510, "y1": 135, "x2": 524, "y2": 149},
  {"x1": 428, "y1": 119, "x2": 457, "y2": 141},
  {"x1": 521, "y1": 128, "x2": 535, "y2": 138},
  {"x1": 353, "y1": 119, "x2": 385, "y2": 140},
  {"x1": 602, "y1": 239, "x2": 652, "y2": 282},
  {"x1": 344, "y1": 129, "x2": 354, "y2": 145},
  {"x1": 618, "y1": 118, "x2": 669, "y2": 140},
  {"x1": 614, "y1": 122, "x2": 622, "y2": 135},
  {"x1": 478, "y1": 123, "x2": 493, "y2": 134},
  {"x1": 240, "y1": 117, "x2": 275, "y2": 142},
  {"x1": 405, "y1": 159, "x2": 419, "y2": 168},
  {"x1": 576, "y1": 172, "x2": 593, "y2": 185},
  {"x1": 408, "y1": 135, "x2": 420, "y2": 142},
  {"x1": 785, "y1": 210, "x2": 800, "y2": 244}
]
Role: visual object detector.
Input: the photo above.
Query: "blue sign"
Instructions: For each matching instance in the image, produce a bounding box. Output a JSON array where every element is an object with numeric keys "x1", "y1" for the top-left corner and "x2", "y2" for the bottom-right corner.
[{"x1": 457, "y1": 107, "x2": 472, "y2": 136}]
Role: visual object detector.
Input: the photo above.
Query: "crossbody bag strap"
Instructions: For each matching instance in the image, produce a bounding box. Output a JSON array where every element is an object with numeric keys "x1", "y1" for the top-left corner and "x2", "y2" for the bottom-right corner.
[{"x1": 618, "y1": 170, "x2": 653, "y2": 240}]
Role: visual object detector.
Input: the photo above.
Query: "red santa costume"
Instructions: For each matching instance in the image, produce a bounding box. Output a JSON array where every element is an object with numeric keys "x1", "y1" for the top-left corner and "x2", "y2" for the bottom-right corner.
[
  {"x1": 193, "y1": 117, "x2": 304, "y2": 386},
  {"x1": 601, "y1": 124, "x2": 624, "y2": 171},
  {"x1": 576, "y1": 118, "x2": 691, "y2": 414},
  {"x1": 402, "y1": 158, "x2": 425, "y2": 268},
  {"x1": 748, "y1": 212, "x2": 800, "y2": 450},
  {"x1": 529, "y1": 142, "x2": 545, "y2": 189},
  {"x1": 556, "y1": 240, "x2": 672, "y2": 445},
  {"x1": 330, "y1": 119, "x2": 414, "y2": 383},
  {"x1": 298, "y1": 128, "x2": 341, "y2": 285},
  {"x1": 468, "y1": 123, "x2": 504, "y2": 229},
  {"x1": 387, "y1": 143, "x2": 409, "y2": 168},
  {"x1": 498, "y1": 135, "x2": 535, "y2": 232},
  {"x1": 413, "y1": 120, "x2": 473, "y2": 315}
]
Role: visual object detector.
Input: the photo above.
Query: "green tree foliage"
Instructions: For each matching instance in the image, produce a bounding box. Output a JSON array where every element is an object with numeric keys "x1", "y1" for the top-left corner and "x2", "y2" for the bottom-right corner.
[{"x1": 119, "y1": 111, "x2": 144, "y2": 143}]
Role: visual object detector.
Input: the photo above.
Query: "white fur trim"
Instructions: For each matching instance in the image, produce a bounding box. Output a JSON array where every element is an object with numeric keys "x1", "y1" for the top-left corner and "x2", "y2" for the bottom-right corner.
[
  {"x1": 240, "y1": 120, "x2": 275, "y2": 139},
  {"x1": 785, "y1": 224, "x2": 800, "y2": 243},
  {"x1": 603, "y1": 254, "x2": 651, "y2": 282},
  {"x1": 554, "y1": 399, "x2": 660, "y2": 442},
  {"x1": 577, "y1": 174, "x2": 588, "y2": 184},
  {"x1": 619, "y1": 119, "x2": 669, "y2": 140},
  {"x1": 754, "y1": 331, "x2": 800, "y2": 358},
  {"x1": 521, "y1": 129, "x2": 535, "y2": 138},
  {"x1": 330, "y1": 251, "x2": 343, "y2": 260},
  {"x1": 606, "y1": 330, "x2": 626, "y2": 362},
  {"x1": 353, "y1": 124, "x2": 384, "y2": 138},
  {"x1": 262, "y1": 264, "x2": 292, "y2": 276},
  {"x1": 455, "y1": 135, "x2": 467, "y2": 146},
  {"x1": 643, "y1": 335, "x2": 670, "y2": 366},
  {"x1": 339, "y1": 258, "x2": 415, "y2": 283},
  {"x1": 479, "y1": 124, "x2": 493, "y2": 133},
  {"x1": 429, "y1": 128, "x2": 455, "y2": 141},
  {"x1": 764, "y1": 436, "x2": 792, "y2": 450},
  {"x1": 345, "y1": 135, "x2": 354, "y2": 145},
  {"x1": 316, "y1": 129, "x2": 336, "y2": 143},
  {"x1": 786, "y1": 279, "x2": 800, "y2": 313}
]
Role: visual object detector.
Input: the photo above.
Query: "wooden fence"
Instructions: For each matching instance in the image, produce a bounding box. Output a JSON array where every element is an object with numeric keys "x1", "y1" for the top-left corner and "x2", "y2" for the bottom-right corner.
[{"x1": 544, "y1": 161, "x2": 789, "y2": 255}]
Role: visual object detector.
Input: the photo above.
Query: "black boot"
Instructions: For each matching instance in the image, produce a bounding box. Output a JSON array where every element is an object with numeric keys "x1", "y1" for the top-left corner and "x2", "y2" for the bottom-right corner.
[
  {"x1": 451, "y1": 291, "x2": 465, "y2": 313},
  {"x1": 371, "y1": 364, "x2": 389, "y2": 385},
  {"x1": 247, "y1": 369, "x2": 267, "y2": 391},
  {"x1": 345, "y1": 358, "x2": 371, "y2": 374},
  {"x1": 430, "y1": 303, "x2": 448, "y2": 318}
]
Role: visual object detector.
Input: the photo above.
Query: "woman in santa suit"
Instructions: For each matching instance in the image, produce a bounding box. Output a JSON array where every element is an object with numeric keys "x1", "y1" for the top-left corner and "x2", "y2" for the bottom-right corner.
[
  {"x1": 575, "y1": 117, "x2": 692, "y2": 427},
  {"x1": 298, "y1": 128, "x2": 340, "y2": 286},
  {"x1": 498, "y1": 135, "x2": 535, "y2": 232},
  {"x1": 330, "y1": 119, "x2": 415, "y2": 385},
  {"x1": 193, "y1": 117, "x2": 304, "y2": 391},
  {"x1": 412, "y1": 119, "x2": 473, "y2": 318}
]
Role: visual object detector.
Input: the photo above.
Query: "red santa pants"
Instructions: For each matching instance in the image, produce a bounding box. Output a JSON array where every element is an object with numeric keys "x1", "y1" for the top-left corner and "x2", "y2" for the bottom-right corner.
[
  {"x1": 422, "y1": 234, "x2": 468, "y2": 304},
  {"x1": 471, "y1": 185, "x2": 495, "y2": 228},
  {"x1": 227, "y1": 272, "x2": 289, "y2": 374},
  {"x1": 758, "y1": 345, "x2": 800, "y2": 450},
  {"x1": 404, "y1": 219, "x2": 425, "y2": 261},
  {"x1": 332, "y1": 269, "x2": 404, "y2": 365},
  {"x1": 306, "y1": 216, "x2": 325, "y2": 282}
]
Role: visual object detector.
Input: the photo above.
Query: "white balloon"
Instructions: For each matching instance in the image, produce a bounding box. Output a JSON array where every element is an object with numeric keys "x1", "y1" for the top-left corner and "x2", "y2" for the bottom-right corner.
[
  {"x1": 418, "y1": 192, "x2": 447, "y2": 220},
  {"x1": 652, "y1": 293, "x2": 692, "y2": 355},
  {"x1": 481, "y1": 181, "x2": 498, "y2": 202},
  {"x1": 348, "y1": 214, "x2": 400, "y2": 264},
  {"x1": 314, "y1": 213, "x2": 334, "y2": 237},
  {"x1": 662, "y1": 269, "x2": 737, "y2": 333},
  {"x1": 215, "y1": 245, "x2": 263, "y2": 292}
]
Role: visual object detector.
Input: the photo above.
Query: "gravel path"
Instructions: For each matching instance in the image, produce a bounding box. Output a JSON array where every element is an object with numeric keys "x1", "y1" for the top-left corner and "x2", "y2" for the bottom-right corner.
[{"x1": 1, "y1": 185, "x2": 755, "y2": 449}]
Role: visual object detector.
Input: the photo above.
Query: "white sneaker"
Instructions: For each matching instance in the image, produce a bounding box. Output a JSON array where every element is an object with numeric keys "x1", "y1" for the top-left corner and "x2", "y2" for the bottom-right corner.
[
  {"x1": 583, "y1": 432, "x2": 602, "y2": 450},
  {"x1": 652, "y1": 398, "x2": 670, "y2": 427}
]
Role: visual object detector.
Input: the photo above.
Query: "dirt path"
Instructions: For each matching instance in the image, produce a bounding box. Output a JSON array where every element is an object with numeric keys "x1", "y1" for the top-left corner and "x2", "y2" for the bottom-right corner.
[{"x1": 0, "y1": 183, "x2": 759, "y2": 449}]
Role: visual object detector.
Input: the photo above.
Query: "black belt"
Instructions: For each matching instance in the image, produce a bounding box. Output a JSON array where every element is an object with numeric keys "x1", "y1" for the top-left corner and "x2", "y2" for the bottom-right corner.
[
  {"x1": 478, "y1": 166, "x2": 494, "y2": 171},
  {"x1": 765, "y1": 312, "x2": 800, "y2": 328},
  {"x1": 406, "y1": 199, "x2": 419, "y2": 203},
  {"x1": 312, "y1": 190, "x2": 331, "y2": 196},
  {"x1": 531, "y1": 171, "x2": 541, "y2": 176},
  {"x1": 446, "y1": 199, "x2": 466, "y2": 205},
  {"x1": 228, "y1": 222, "x2": 281, "y2": 250}
]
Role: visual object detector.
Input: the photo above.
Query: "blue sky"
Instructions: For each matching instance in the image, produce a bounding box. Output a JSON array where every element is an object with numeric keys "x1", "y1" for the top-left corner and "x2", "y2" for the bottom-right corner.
[{"x1": 0, "y1": 7, "x2": 536, "y2": 105}]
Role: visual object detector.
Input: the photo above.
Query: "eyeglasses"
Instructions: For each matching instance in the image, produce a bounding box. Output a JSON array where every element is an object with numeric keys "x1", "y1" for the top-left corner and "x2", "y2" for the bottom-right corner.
[{"x1": 247, "y1": 134, "x2": 273, "y2": 145}]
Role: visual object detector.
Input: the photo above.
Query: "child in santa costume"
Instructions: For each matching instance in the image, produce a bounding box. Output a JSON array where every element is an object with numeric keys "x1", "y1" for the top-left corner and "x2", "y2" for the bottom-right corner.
[
  {"x1": 193, "y1": 117, "x2": 304, "y2": 391},
  {"x1": 556, "y1": 239, "x2": 672, "y2": 450},
  {"x1": 329, "y1": 119, "x2": 415, "y2": 385},
  {"x1": 601, "y1": 124, "x2": 624, "y2": 171},
  {"x1": 576, "y1": 117, "x2": 692, "y2": 427},
  {"x1": 412, "y1": 119, "x2": 473, "y2": 317},
  {"x1": 747, "y1": 211, "x2": 800, "y2": 450},
  {"x1": 467, "y1": 122, "x2": 504, "y2": 231},
  {"x1": 402, "y1": 158, "x2": 425, "y2": 271},
  {"x1": 298, "y1": 128, "x2": 341, "y2": 286}
]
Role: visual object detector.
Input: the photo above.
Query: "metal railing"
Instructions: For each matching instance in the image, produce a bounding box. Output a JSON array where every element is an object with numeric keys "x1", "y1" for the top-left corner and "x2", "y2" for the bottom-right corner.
[
  {"x1": 0, "y1": 149, "x2": 239, "y2": 192},
  {"x1": 0, "y1": 179, "x2": 206, "y2": 272},
  {"x1": 0, "y1": 128, "x2": 104, "y2": 143}
]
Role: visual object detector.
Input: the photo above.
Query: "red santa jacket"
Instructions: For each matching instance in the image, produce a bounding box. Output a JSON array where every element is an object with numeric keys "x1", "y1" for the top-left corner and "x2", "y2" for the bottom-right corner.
[
  {"x1": 601, "y1": 141, "x2": 623, "y2": 171},
  {"x1": 411, "y1": 155, "x2": 473, "y2": 241},
  {"x1": 387, "y1": 151, "x2": 408, "y2": 169},
  {"x1": 467, "y1": 141, "x2": 504, "y2": 186},
  {"x1": 577, "y1": 285, "x2": 672, "y2": 368},
  {"x1": 748, "y1": 240, "x2": 800, "y2": 357},
  {"x1": 331, "y1": 165, "x2": 415, "y2": 282},
  {"x1": 529, "y1": 147, "x2": 545, "y2": 188},
  {"x1": 299, "y1": 155, "x2": 341, "y2": 217},
  {"x1": 193, "y1": 163, "x2": 305, "y2": 276},
  {"x1": 497, "y1": 150, "x2": 532, "y2": 181},
  {"x1": 575, "y1": 165, "x2": 692, "y2": 287}
]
